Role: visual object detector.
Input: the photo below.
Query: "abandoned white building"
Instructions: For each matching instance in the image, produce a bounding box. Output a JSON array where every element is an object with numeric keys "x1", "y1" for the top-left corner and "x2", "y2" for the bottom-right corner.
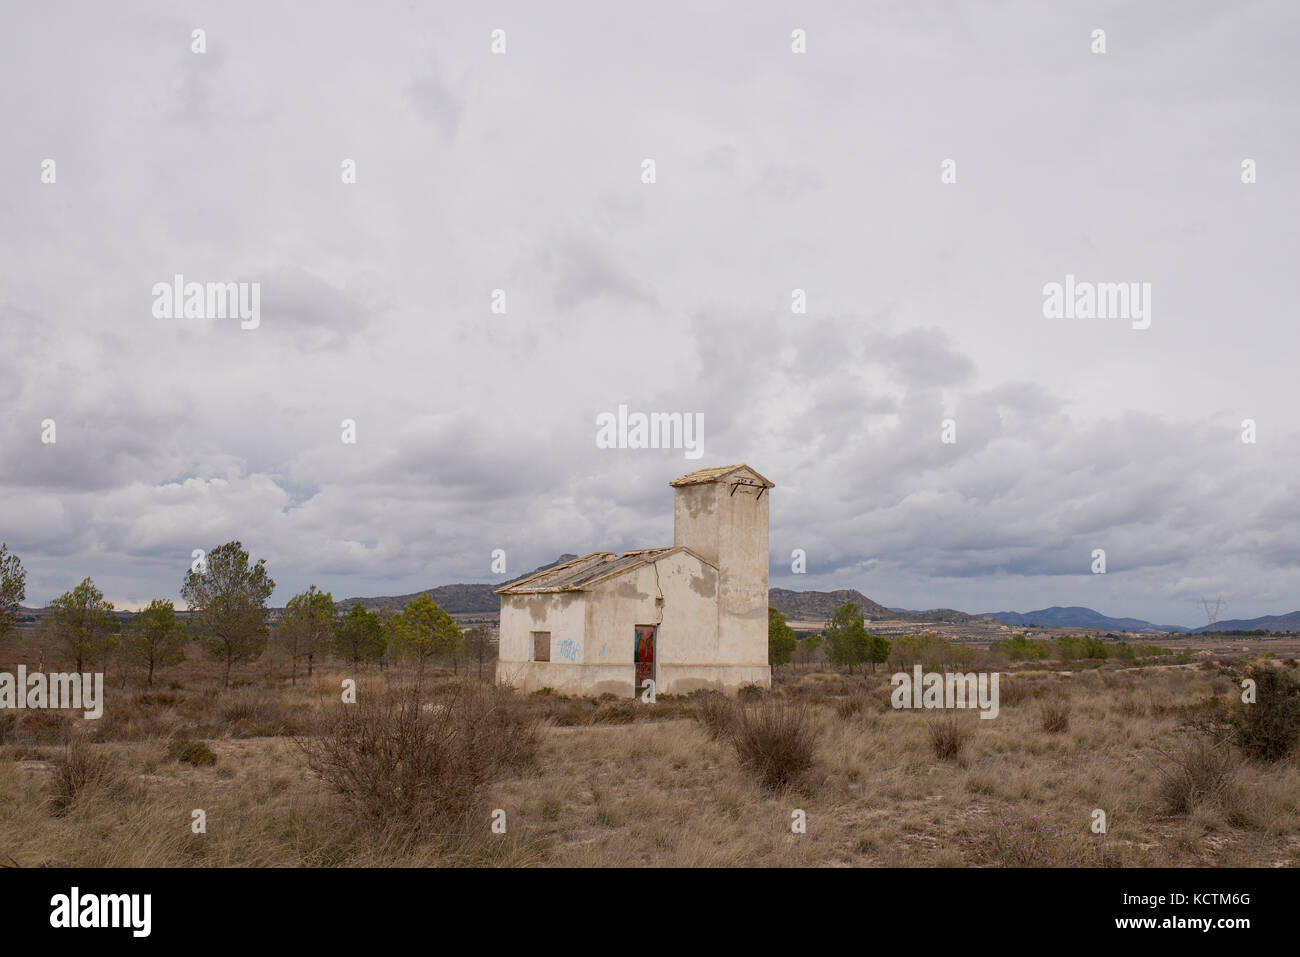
[{"x1": 495, "y1": 464, "x2": 774, "y2": 697}]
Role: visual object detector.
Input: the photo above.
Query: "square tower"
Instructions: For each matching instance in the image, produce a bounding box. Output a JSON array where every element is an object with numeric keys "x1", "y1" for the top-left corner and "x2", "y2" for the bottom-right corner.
[{"x1": 670, "y1": 465, "x2": 774, "y2": 672}]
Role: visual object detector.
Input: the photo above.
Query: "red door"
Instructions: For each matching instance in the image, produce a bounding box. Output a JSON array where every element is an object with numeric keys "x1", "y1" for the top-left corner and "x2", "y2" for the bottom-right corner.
[{"x1": 634, "y1": 625, "x2": 656, "y2": 696}]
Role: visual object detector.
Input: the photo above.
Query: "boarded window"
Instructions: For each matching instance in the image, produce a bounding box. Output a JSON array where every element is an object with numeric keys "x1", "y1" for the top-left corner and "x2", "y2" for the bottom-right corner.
[{"x1": 532, "y1": 631, "x2": 550, "y2": 662}]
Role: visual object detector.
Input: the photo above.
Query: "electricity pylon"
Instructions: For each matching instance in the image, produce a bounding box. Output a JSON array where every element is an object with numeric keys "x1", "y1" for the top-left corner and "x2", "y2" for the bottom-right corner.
[{"x1": 1199, "y1": 597, "x2": 1226, "y2": 627}]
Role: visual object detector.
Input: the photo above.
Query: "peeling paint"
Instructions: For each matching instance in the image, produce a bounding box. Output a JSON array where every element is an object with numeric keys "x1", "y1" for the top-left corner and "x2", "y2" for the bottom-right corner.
[
  {"x1": 689, "y1": 567, "x2": 718, "y2": 598},
  {"x1": 497, "y1": 466, "x2": 774, "y2": 696}
]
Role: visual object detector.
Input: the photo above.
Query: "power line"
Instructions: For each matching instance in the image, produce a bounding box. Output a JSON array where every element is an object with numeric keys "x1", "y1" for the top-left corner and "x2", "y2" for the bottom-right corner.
[{"x1": 1199, "y1": 597, "x2": 1226, "y2": 627}]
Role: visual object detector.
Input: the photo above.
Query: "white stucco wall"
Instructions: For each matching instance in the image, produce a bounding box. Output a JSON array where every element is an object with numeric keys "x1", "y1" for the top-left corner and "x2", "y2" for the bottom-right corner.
[
  {"x1": 582, "y1": 549, "x2": 720, "y2": 695},
  {"x1": 674, "y1": 470, "x2": 771, "y2": 687},
  {"x1": 496, "y1": 467, "x2": 773, "y2": 697},
  {"x1": 495, "y1": 591, "x2": 588, "y2": 692}
]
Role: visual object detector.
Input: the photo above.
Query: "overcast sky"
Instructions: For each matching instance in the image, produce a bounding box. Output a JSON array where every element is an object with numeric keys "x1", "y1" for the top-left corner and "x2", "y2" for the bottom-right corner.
[{"x1": 1, "y1": 1, "x2": 1296, "y2": 626}]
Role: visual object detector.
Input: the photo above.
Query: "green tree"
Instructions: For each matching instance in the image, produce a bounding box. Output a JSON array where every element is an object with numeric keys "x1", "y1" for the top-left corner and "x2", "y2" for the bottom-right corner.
[
  {"x1": 1079, "y1": 635, "x2": 1108, "y2": 659},
  {"x1": 389, "y1": 595, "x2": 460, "y2": 679},
  {"x1": 991, "y1": 633, "x2": 1049, "y2": 661},
  {"x1": 0, "y1": 543, "x2": 27, "y2": 641},
  {"x1": 45, "y1": 577, "x2": 117, "y2": 671},
  {"x1": 278, "y1": 585, "x2": 335, "y2": 685},
  {"x1": 123, "y1": 599, "x2": 188, "y2": 685},
  {"x1": 823, "y1": 602, "x2": 869, "y2": 674},
  {"x1": 1053, "y1": 635, "x2": 1081, "y2": 662},
  {"x1": 865, "y1": 632, "x2": 892, "y2": 672},
  {"x1": 333, "y1": 603, "x2": 386, "y2": 667},
  {"x1": 181, "y1": 541, "x2": 276, "y2": 688},
  {"x1": 768, "y1": 606, "x2": 797, "y2": 668}
]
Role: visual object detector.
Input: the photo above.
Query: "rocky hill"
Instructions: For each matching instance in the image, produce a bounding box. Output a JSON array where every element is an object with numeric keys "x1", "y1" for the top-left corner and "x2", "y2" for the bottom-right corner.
[{"x1": 768, "y1": 588, "x2": 897, "y2": 621}]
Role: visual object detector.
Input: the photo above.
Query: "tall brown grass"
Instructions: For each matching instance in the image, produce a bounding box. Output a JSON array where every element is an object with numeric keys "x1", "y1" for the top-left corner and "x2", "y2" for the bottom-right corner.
[
  {"x1": 1040, "y1": 700, "x2": 1071, "y2": 733},
  {"x1": 1152, "y1": 736, "x2": 1238, "y2": 814},
  {"x1": 728, "y1": 700, "x2": 818, "y2": 790},
  {"x1": 927, "y1": 714, "x2": 968, "y2": 760},
  {"x1": 48, "y1": 738, "x2": 122, "y2": 816}
]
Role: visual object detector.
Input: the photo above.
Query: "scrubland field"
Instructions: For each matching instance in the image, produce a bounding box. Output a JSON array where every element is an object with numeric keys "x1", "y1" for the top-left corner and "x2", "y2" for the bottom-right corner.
[{"x1": 3, "y1": 634, "x2": 1299, "y2": 868}]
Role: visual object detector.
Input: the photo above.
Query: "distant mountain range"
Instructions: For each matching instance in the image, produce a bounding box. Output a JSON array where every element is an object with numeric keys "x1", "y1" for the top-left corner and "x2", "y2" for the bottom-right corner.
[
  {"x1": 1196, "y1": 611, "x2": 1300, "y2": 633},
  {"x1": 337, "y1": 555, "x2": 579, "y2": 614},
  {"x1": 978, "y1": 606, "x2": 1300, "y2": 634},
  {"x1": 95, "y1": 552, "x2": 1290, "y2": 635},
  {"x1": 979, "y1": 606, "x2": 1192, "y2": 634}
]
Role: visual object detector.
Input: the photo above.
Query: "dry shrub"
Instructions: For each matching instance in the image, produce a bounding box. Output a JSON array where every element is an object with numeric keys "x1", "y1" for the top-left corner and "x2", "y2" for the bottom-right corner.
[
  {"x1": 298, "y1": 680, "x2": 541, "y2": 839},
  {"x1": 729, "y1": 699, "x2": 817, "y2": 790},
  {"x1": 10, "y1": 709, "x2": 72, "y2": 745},
  {"x1": 836, "y1": 692, "x2": 872, "y2": 720},
  {"x1": 1231, "y1": 665, "x2": 1300, "y2": 762},
  {"x1": 220, "y1": 689, "x2": 296, "y2": 737},
  {"x1": 927, "y1": 713, "x2": 968, "y2": 760},
  {"x1": 169, "y1": 739, "x2": 217, "y2": 766},
  {"x1": 1153, "y1": 737, "x2": 1238, "y2": 814},
  {"x1": 48, "y1": 738, "x2": 122, "y2": 815},
  {"x1": 527, "y1": 694, "x2": 590, "y2": 727},
  {"x1": 693, "y1": 694, "x2": 735, "y2": 741},
  {"x1": 590, "y1": 699, "x2": 639, "y2": 724},
  {"x1": 1040, "y1": 700, "x2": 1071, "y2": 733},
  {"x1": 998, "y1": 680, "x2": 1033, "y2": 707}
]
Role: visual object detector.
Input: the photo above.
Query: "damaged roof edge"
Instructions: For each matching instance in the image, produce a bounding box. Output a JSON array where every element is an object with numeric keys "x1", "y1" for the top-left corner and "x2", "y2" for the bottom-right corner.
[
  {"x1": 669, "y1": 464, "x2": 774, "y2": 488},
  {"x1": 496, "y1": 545, "x2": 717, "y2": 596},
  {"x1": 492, "y1": 551, "x2": 616, "y2": 595}
]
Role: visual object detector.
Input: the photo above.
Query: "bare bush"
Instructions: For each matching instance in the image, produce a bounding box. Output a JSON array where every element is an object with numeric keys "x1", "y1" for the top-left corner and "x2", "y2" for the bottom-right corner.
[
  {"x1": 297, "y1": 680, "x2": 540, "y2": 839},
  {"x1": 927, "y1": 713, "x2": 969, "y2": 760},
  {"x1": 728, "y1": 700, "x2": 817, "y2": 790},
  {"x1": 48, "y1": 738, "x2": 121, "y2": 815},
  {"x1": 1040, "y1": 700, "x2": 1071, "y2": 734},
  {"x1": 1153, "y1": 737, "x2": 1238, "y2": 814}
]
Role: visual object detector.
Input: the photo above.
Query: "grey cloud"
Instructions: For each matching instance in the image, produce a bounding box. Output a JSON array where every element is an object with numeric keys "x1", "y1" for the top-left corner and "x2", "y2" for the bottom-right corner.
[
  {"x1": 1, "y1": 1, "x2": 1295, "y2": 625},
  {"x1": 407, "y1": 66, "x2": 466, "y2": 142}
]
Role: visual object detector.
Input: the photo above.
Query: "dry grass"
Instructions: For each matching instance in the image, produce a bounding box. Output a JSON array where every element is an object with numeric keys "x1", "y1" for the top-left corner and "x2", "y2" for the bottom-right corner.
[
  {"x1": 1, "y1": 655, "x2": 1298, "y2": 866},
  {"x1": 694, "y1": 693, "x2": 735, "y2": 741}
]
